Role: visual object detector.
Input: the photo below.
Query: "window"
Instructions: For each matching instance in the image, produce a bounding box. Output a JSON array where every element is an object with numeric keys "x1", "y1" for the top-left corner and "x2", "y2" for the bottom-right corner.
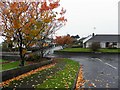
[{"x1": 113, "y1": 42, "x2": 117, "y2": 45}]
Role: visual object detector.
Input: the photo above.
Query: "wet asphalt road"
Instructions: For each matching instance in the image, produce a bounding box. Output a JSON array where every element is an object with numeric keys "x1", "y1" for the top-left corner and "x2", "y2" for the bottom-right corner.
[{"x1": 47, "y1": 52, "x2": 119, "y2": 88}]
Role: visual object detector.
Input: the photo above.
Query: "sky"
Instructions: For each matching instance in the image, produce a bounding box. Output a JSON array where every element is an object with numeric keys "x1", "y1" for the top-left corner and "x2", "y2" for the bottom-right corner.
[
  {"x1": 0, "y1": 0, "x2": 119, "y2": 43},
  {"x1": 56, "y1": 0, "x2": 119, "y2": 38}
]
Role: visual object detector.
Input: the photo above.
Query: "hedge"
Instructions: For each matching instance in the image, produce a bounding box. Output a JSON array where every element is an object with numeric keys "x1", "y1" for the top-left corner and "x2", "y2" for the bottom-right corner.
[{"x1": 1, "y1": 59, "x2": 52, "y2": 82}]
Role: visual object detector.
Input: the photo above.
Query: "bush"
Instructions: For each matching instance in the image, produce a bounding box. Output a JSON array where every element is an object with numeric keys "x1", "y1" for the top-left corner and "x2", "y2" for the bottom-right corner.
[
  {"x1": 26, "y1": 53, "x2": 40, "y2": 61},
  {"x1": 71, "y1": 45, "x2": 80, "y2": 48},
  {"x1": 1, "y1": 60, "x2": 52, "y2": 81},
  {"x1": 90, "y1": 42, "x2": 101, "y2": 52}
]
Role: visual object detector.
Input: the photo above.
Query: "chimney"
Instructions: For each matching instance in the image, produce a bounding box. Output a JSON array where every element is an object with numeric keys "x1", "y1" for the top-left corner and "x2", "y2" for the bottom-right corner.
[{"x1": 92, "y1": 33, "x2": 95, "y2": 37}]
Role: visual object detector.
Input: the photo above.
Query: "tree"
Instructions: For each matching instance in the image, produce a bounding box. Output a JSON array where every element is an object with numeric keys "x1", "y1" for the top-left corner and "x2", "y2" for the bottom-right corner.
[
  {"x1": 55, "y1": 35, "x2": 73, "y2": 47},
  {"x1": 0, "y1": 1, "x2": 67, "y2": 66}
]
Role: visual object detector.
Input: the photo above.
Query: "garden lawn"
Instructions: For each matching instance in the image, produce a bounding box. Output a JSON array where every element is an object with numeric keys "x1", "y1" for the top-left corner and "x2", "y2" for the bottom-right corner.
[
  {"x1": 99, "y1": 48, "x2": 120, "y2": 53},
  {"x1": 1, "y1": 60, "x2": 33, "y2": 71},
  {"x1": 36, "y1": 58, "x2": 79, "y2": 89},
  {"x1": 58, "y1": 48, "x2": 91, "y2": 52},
  {"x1": 3, "y1": 58, "x2": 80, "y2": 89},
  {"x1": 1, "y1": 61, "x2": 20, "y2": 71},
  {"x1": 0, "y1": 59, "x2": 7, "y2": 63},
  {"x1": 56, "y1": 48, "x2": 120, "y2": 53}
]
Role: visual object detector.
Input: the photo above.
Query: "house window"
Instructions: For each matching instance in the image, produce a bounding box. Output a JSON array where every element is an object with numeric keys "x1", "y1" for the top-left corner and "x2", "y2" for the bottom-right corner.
[
  {"x1": 113, "y1": 42, "x2": 117, "y2": 45},
  {"x1": 106, "y1": 42, "x2": 109, "y2": 47}
]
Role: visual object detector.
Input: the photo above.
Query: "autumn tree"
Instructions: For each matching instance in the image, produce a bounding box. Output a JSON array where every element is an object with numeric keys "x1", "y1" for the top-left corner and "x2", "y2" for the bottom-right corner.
[
  {"x1": 55, "y1": 35, "x2": 73, "y2": 47},
  {"x1": 0, "y1": 0, "x2": 67, "y2": 66}
]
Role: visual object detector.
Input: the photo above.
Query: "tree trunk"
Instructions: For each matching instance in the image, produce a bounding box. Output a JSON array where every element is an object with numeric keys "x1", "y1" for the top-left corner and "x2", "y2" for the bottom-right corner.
[
  {"x1": 18, "y1": 31, "x2": 25, "y2": 66},
  {"x1": 19, "y1": 45, "x2": 25, "y2": 66},
  {"x1": 40, "y1": 46, "x2": 44, "y2": 58}
]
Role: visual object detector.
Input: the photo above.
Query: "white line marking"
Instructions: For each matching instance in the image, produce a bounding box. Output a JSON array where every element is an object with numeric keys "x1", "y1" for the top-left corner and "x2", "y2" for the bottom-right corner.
[
  {"x1": 105, "y1": 63, "x2": 117, "y2": 69},
  {"x1": 95, "y1": 58, "x2": 104, "y2": 63},
  {"x1": 94, "y1": 58, "x2": 117, "y2": 70},
  {"x1": 91, "y1": 82, "x2": 96, "y2": 87}
]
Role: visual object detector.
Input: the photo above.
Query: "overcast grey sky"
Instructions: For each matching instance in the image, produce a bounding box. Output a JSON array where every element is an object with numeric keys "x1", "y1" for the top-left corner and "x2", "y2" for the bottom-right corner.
[
  {"x1": 0, "y1": 0, "x2": 119, "y2": 43},
  {"x1": 56, "y1": 0, "x2": 119, "y2": 38}
]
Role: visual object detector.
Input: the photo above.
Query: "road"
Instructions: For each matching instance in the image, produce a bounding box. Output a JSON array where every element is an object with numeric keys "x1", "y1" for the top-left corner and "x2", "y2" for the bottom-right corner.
[
  {"x1": 47, "y1": 52, "x2": 119, "y2": 88},
  {"x1": 1, "y1": 46, "x2": 119, "y2": 88}
]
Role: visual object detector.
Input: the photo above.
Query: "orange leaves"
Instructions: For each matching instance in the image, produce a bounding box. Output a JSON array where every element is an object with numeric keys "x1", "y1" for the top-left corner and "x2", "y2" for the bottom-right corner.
[
  {"x1": 0, "y1": 63, "x2": 55, "y2": 87},
  {"x1": 29, "y1": 43, "x2": 35, "y2": 47},
  {"x1": 49, "y1": 2, "x2": 59, "y2": 9},
  {"x1": 23, "y1": 5, "x2": 28, "y2": 12},
  {"x1": 43, "y1": 43, "x2": 48, "y2": 47},
  {"x1": 31, "y1": 30, "x2": 39, "y2": 36},
  {"x1": 25, "y1": 36, "x2": 32, "y2": 40},
  {"x1": 0, "y1": 2, "x2": 4, "y2": 7},
  {"x1": 10, "y1": 2, "x2": 18, "y2": 9},
  {"x1": 58, "y1": 16, "x2": 65, "y2": 21},
  {"x1": 43, "y1": 18, "x2": 51, "y2": 23},
  {"x1": 0, "y1": 1, "x2": 67, "y2": 60},
  {"x1": 10, "y1": 2, "x2": 19, "y2": 14},
  {"x1": 55, "y1": 35, "x2": 73, "y2": 46},
  {"x1": 22, "y1": 49, "x2": 27, "y2": 55},
  {"x1": 25, "y1": 22, "x2": 31, "y2": 28},
  {"x1": 76, "y1": 66, "x2": 85, "y2": 89},
  {"x1": 41, "y1": 1, "x2": 49, "y2": 11},
  {"x1": 30, "y1": 18, "x2": 36, "y2": 24},
  {"x1": 13, "y1": 20, "x2": 21, "y2": 29},
  {"x1": 2, "y1": 9, "x2": 9, "y2": 15},
  {"x1": 40, "y1": 0, "x2": 60, "y2": 11}
]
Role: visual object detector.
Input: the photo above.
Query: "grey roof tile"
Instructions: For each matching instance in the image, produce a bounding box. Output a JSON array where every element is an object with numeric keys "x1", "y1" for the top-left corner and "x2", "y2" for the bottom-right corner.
[{"x1": 86, "y1": 34, "x2": 120, "y2": 42}]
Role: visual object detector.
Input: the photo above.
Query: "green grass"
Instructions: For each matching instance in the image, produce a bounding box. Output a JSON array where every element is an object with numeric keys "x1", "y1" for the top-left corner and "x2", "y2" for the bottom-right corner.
[
  {"x1": 0, "y1": 59, "x2": 7, "y2": 63},
  {"x1": 99, "y1": 48, "x2": 120, "y2": 53},
  {"x1": 1, "y1": 61, "x2": 29, "y2": 71},
  {"x1": 58, "y1": 48, "x2": 91, "y2": 52},
  {"x1": 56, "y1": 48, "x2": 120, "y2": 53},
  {"x1": 1, "y1": 61, "x2": 20, "y2": 71},
  {"x1": 36, "y1": 58, "x2": 80, "y2": 89},
  {"x1": 4, "y1": 58, "x2": 79, "y2": 89}
]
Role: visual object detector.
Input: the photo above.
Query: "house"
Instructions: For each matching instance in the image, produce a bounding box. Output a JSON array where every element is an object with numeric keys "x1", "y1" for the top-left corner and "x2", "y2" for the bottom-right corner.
[
  {"x1": 83, "y1": 34, "x2": 120, "y2": 48},
  {"x1": 32, "y1": 38, "x2": 53, "y2": 48},
  {"x1": 71, "y1": 35, "x2": 80, "y2": 45}
]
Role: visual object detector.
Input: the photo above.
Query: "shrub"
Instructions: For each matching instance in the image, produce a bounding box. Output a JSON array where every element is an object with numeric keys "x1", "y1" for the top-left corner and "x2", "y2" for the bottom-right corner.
[
  {"x1": 90, "y1": 42, "x2": 101, "y2": 52},
  {"x1": 1, "y1": 60, "x2": 52, "y2": 81},
  {"x1": 26, "y1": 53, "x2": 40, "y2": 61},
  {"x1": 71, "y1": 45, "x2": 80, "y2": 48}
]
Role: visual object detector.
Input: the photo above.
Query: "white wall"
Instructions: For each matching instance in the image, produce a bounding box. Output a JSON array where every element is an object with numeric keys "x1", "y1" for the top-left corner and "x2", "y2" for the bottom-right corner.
[
  {"x1": 117, "y1": 43, "x2": 120, "y2": 48},
  {"x1": 85, "y1": 42, "x2": 120, "y2": 48},
  {"x1": 86, "y1": 42, "x2": 105, "y2": 48},
  {"x1": 100, "y1": 42, "x2": 106, "y2": 48},
  {"x1": 86, "y1": 42, "x2": 91, "y2": 48}
]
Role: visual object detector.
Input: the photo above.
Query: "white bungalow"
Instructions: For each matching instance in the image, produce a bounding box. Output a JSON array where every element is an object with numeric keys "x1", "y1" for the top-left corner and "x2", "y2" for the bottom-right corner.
[{"x1": 83, "y1": 34, "x2": 120, "y2": 48}]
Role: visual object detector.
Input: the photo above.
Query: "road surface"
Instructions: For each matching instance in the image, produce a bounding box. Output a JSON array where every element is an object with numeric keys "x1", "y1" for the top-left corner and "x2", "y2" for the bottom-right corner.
[{"x1": 47, "y1": 52, "x2": 119, "y2": 88}]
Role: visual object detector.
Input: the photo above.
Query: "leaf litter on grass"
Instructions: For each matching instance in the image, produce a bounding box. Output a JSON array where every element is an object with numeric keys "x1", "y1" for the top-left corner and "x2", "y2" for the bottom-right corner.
[{"x1": 1, "y1": 59, "x2": 67, "y2": 89}]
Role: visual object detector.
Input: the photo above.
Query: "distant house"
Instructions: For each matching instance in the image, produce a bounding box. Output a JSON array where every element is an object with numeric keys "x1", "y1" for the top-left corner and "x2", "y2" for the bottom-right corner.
[
  {"x1": 71, "y1": 35, "x2": 80, "y2": 40},
  {"x1": 83, "y1": 34, "x2": 120, "y2": 48},
  {"x1": 32, "y1": 38, "x2": 53, "y2": 48}
]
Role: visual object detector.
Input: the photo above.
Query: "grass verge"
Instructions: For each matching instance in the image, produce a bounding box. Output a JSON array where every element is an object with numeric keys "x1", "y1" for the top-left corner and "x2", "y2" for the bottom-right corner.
[
  {"x1": 55, "y1": 48, "x2": 120, "y2": 53},
  {"x1": 0, "y1": 59, "x2": 7, "y2": 63},
  {"x1": 1, "y1": 61, "x2": 20, "y2": 71},
  {"x1": 36, "y1": 58, "x2": 80, "y2": 89},
  {"x1": 2, "y1": 58, "x2": 80, "y2": 89},
  {"x1": 1, "y1": 61, "x2": 30, "y2": 71}
]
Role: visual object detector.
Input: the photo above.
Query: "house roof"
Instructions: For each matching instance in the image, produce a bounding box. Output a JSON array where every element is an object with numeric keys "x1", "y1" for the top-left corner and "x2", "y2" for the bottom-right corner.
[
  {"x1": 79, "y1": 37, "x2": 87, "y2": 41},
  {"x1": 86, "y1": 34, "x2": 120, "y2": 43}
]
